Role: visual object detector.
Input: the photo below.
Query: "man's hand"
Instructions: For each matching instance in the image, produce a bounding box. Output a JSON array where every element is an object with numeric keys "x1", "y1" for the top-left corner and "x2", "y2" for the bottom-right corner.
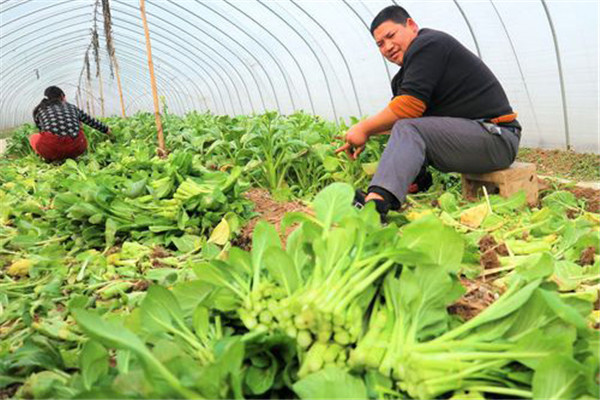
[{"x1": 335, "y1": 124, "x2": 369, "y2": 160}]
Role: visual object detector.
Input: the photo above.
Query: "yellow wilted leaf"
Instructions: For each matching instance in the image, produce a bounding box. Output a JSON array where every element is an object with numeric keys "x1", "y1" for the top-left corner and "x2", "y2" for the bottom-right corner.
[
  {"x1": 460, "y1": 203, "x2": 488, "y2": 228},
  {"x1": 208, "y1": 218, "x2": 230, "y2": 245},
  {"x1": 361, "y1": 162, "x2": 379, "y2": 176},
  {"x1": 106, "y1": 253, "x2": 120, "y2": 265},
  {"x1": 7, "y1": 259, "x2": 32, "y2": 277},
  {"x1": 406, "y1": 209, "x2": 434, "y2": 221},
  {"x1": 584, "y1": 212, "x2": 600, "y2": 224}
]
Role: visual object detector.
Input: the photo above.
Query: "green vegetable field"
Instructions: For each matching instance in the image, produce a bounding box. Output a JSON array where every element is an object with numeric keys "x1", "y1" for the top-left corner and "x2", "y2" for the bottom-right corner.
[{"x1": 1, "y1": 112, "x2": 599, "y2": 399}]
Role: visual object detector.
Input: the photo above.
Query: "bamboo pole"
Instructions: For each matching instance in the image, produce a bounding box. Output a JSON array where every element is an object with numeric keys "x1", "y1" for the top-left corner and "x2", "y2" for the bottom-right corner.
[
  {"x1": 98, "y1": 70, "x2": 105, "y2": 117},
  {"x1": 92, "y1": 24, "x2": 106, "y2": 117},
  {"x1": 77, "y1": 86, "x2": 83, "y2": 110},
  {"x1": 101, "y1": 0, "x2": 126, "y2": 117},
  {"x1": 139, "y1": 0, "x2": 166, "y2": 157},
  {"x1": 112, "y1": 56, "x2": 126, "y2": 118},
  {"x1": 86, "y1": 77, "x2": 96, "y2": 116}
]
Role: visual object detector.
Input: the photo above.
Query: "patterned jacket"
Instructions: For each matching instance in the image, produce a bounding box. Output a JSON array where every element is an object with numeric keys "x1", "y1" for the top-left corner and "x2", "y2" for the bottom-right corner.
[{"x1": 34, "y1": 102, "x2": 109, "y2": 138}]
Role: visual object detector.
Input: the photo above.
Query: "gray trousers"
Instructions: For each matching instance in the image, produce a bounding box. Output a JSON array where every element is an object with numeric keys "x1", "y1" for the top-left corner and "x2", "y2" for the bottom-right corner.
[{"x1": 369, "y1": 116, "x2": 520, "y2": 202}]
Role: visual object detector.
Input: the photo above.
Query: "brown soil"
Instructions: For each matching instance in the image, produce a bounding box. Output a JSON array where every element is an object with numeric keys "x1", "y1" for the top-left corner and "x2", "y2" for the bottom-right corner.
[
  {"x1": 478, "y1": 235, "x2": 497, "y2": 253},
  {"x1": 566, "y1": 209, "x2": 578, "y2": 219},
  {"x1": 151, "y1": 246, "x2": 170, "y2": 259},
  {"x1": 480, "y1": 249, "x2": 501, "y2": 270},
  {"x1": 149, "y1": 246, "x2": 171, "y2": 268},
  {"x1": 568, "y1": 187, "x2": 600, "y2": 213},
  {"x1": 538, "y1": 177, "x2": 600, "y2": 213},
  {"x1": 517, "y1": 148, "x2": 599, "y2": 182},
  {"x1": 496, "y1": 243, "x2": 509, "y2": 256},
  {"x1": 478, "y1": 235, "x2": 508, "y2": 259},
  {"x1": 579, "y1": 246, "x2": 597, "y2": 266},
  {"x1": 132, "y1": 279, "x2": 151, "y2": 291},
  {"x1": 0, "y1": 383, "x2": 19, "y2": 399},
  {"x1": 234, "y1": 188, "x2": 311, "y2": 250},
  {"x1": 449, "y1": 278, "x2": 501, "y2": 320}
]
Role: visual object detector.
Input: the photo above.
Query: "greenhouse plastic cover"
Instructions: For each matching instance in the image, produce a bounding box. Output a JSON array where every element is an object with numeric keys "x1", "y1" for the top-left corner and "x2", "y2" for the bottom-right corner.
[{"x1": 0, "y1": 0, "x2": 598, "y2": 152}]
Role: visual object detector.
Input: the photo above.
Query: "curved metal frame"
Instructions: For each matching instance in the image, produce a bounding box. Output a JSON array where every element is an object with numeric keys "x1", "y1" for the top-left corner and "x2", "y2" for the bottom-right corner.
[
  {"x1": 223, "y1": 0, "x2": 316, "y2": 114},
  {"x1": 3, "y1": 37, "x2": 200, "y2": 124},
  {"x1": 4, "y1": 34, "x2": 197, "y2": 115},
  {"x1": 108, "y1": 14, "x2": 227, "y2": 113},
  {"x1": 290, "y1": 0, "x2": 363, "y2": 116},
  {"x1": 258, "y1": 0, "x2": 339, "y2": 122},
  {"x1": 451, "y1": 0, "x2": 481, "y2": 58},
  {"x1": 489, "y1": 0, "x2": 541, "y2": 134},
  {"x1": 1, "y1": 16, "x2": 224, "y2": 116},
  {"x1": 168, "y1": 0, "x2": 281, "y2": 112},
  {"x1": 133, "y1": 0, "x2": 258, "y2": 114},
  {"x1": 114, "y1": 1, "x2": 241, "y2": 114},
  {"x1": 2, "y1": 6, "x2": 91, "y2": 48},
  {"x1": 343, "y1": 0, "x2": 393, "y2": 83},
  {"x1": 1, "y1": 0, "x2": 89, "y2": 31},
  {"x1": 540, "y1": 0, "x2": 570, "y2": 149},
  {"x1": 198, "y1": 1, "x2": 296, "y2": 112},
  {"x1": 5, "y1": 51, "x2": 191, "y2": 126},
  {"x1": 4, "y1": 23, "x2": 203, "y2": 118}
]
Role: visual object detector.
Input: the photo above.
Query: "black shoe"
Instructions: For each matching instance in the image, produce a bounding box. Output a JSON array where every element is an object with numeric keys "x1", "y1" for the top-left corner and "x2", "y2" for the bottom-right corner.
[
  {"x1": 408, "y1": 168, "x2": 433, "y2": 194},
  {"x1": 353, "y1": 189, "x2": 397, "y2": 222},
  {"x1": 353, "y1": 189, "x2": 367, "y2": 209}
]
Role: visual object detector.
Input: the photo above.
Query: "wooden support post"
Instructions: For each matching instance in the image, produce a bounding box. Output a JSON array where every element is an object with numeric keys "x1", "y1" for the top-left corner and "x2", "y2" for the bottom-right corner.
[
  {"x1": 140, "y1": 0, "x2": 166, "y2": 157},
  {"x1": 86, "y1": 78, "x2": 96, "y2": 116},
  {"x1": 98, "y1": 65, "x2": 105, "y2": 117},
  {"x1": 112, "y1": 55, "x2": 126, "y2": 117}
]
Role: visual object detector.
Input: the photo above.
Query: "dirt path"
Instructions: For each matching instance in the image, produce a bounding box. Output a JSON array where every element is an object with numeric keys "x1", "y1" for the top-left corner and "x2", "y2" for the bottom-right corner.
[{"x1": 233, "y1": 188, "x2": 311, "y2": 250}]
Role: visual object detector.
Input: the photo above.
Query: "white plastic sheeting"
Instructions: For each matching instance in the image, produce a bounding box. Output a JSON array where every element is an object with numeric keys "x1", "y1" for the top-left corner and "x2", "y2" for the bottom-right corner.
[{"x1": 0, "y1": 0, "x2": 598, "y2": 152}]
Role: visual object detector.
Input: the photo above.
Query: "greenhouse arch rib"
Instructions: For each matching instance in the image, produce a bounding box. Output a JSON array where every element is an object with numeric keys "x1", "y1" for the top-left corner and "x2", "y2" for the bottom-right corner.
[
  {"x1": 167, "y1": 0, "x2": 281, "y2": 113},
  {"x1": 200, "y1": 1, "x2": 296, "y2": 113},
  {"x1": 114, "y1": 0, "x2": 242, "y2": 115},
  {"x1": 343, "y1": 0, "x2": 393, "y2": 83},
  {"x1": 110, "y1": 11, "x2": 235, "y2": 115},
  {"x1": 2, "y1": 33, "x2": 200, "y2": 124},
  {"x1": 2, "y1": 28, "x2": 203, "y2": 117},
  {"x1": 258, "y1": 0, "x2": 339, "y2": 123},
  {"x1": 223, "y1": 0, "x2": 316, "y2": 114},
  {"x1": 137, "y1": 0, "x2": 260, "y2": 115},
  {"x1": 488, "y1": 0, "x2": 541, "y2": 136},
  {"x1": 0, "y1": 0, "x2": 90, "y2": 31},
  {"x1": 1, "y1": 5, "x2": 90, "y2": 47},
  {"x1": 0, "y1": 1, "x2": 217, "y2": 120},
  {"x1": 5, "y1": 49, "x2": 192, "y2": 126},
  {"x1": 77, "y1": 26, "x2": 210, "y2": 115},
  {"x1": 540, "y1": 0, "x2": 570, "y2": 150},
  {"x1": 450, "y1": 0, "x2": 481, "y2": 58},
  {"x1": 291, "y1": 0, "x2": 363, "y2": 116}
]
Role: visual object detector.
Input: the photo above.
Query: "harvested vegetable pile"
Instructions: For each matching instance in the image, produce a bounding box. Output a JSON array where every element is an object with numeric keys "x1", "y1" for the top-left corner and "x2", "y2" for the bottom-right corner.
[{"x1": 1, "y1": 112, "x2": 598, "y2": 399}]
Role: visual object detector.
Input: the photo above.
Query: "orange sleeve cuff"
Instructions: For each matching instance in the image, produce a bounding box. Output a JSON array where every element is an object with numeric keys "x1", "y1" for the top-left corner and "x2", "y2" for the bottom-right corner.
[{"x1": 388, "y1": 95, "x2": 426, "y2": 119}]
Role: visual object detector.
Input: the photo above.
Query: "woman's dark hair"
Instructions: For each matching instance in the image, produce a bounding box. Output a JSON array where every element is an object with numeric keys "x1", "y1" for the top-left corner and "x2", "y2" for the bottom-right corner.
[
  {"x1": 33, "y1": 86, "x2": 66, "y2": 120},
  {"x1": 370, "y1": 6, "x2": 412, "y2": 35}
]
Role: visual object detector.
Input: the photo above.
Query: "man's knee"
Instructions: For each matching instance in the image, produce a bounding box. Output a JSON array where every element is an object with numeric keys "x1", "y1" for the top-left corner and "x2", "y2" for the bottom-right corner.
[
  {"x1": 391, "y1": 119, "x2": 427, "y2": 148},
  {"x1": 392, "y1": 119, "x2": 421, "y2": 136}
]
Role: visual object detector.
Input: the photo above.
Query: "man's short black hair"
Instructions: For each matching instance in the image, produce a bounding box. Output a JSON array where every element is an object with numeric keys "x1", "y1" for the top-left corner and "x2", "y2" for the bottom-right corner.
[{"x1": 370, "y1": 5, "x2": 412, "y2": 35}]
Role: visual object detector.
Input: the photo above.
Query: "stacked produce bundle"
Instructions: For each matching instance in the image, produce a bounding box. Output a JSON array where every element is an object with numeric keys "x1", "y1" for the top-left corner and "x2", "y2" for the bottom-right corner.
[{"x1": 195, "y1": 183, "x2": 599, "y2": 399}]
